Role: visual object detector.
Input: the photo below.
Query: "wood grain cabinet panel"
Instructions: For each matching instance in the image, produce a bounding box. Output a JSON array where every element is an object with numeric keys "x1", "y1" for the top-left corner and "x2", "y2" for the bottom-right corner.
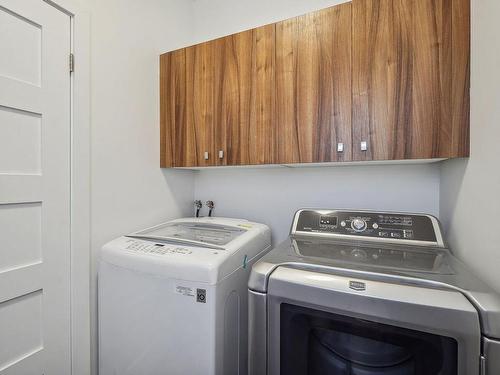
[
  {"x1": 352, "y1": 0, "x2": 470, "y2": 161},
  {"x1": 160, "y1": 49, "x2": 186, "y2": 168},
  {"x1": 213, "y1": 25, "x2": 276, "y2": 166},
  {"x1": 451, "y1": 0, "x2": 470, "y2": 157},
  {"x1": 160, "y1": 43, "x2": 216, "y2": 167},
  {"x1": 275, "y1": 3, "x2": 352, "y2": 164},
  {"x1": 184, "y1": 42, "x2": 216, "y2": 167}
]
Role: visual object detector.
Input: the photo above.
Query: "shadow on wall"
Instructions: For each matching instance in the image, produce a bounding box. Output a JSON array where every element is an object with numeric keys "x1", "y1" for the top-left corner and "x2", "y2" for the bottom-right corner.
[
  {"x1": 161, "y1": 169, "x2": 196, "y2": 215},
  {"x1": 440, "y1": 157, "x2": 500, "y2": 293},
  {"x1": 439, "y1": 158, "x2": 469, "y2": 236}
]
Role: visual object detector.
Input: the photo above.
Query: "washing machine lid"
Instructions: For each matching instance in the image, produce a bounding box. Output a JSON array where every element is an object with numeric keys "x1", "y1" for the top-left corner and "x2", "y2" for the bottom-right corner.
[
  {"x1": 131, "y1": 221, "x2": 247, "y2": 248},
  {"x1": 100, "y1": 217, "x2": 271, "y2": 284}
]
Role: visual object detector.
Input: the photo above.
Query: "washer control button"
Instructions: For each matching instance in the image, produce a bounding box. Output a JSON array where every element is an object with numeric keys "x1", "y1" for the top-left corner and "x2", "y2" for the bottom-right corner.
[
  {"x1": 340, "y1": 220, "x2": 347, "y2": 227},
  {"x1": 372, "y1": 223, "x2": 379, "y2": 229}
]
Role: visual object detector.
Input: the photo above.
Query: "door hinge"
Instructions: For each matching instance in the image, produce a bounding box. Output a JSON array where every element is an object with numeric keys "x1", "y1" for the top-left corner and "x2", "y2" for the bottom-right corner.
[{"x1": 69, "y1": 53, "x2": 75, "y2": 73}]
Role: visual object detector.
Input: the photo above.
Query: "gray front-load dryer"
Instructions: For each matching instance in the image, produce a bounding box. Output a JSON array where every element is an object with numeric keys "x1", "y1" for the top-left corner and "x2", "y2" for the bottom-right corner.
[{"x1": 248, "y1": 209, "x2": 500, "y2": 375}]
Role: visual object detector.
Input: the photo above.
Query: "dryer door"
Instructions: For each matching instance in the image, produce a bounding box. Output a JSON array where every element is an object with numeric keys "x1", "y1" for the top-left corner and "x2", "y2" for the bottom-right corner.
[{"x1": 267, "y1": 267, "x2": 481, "y2": 375}]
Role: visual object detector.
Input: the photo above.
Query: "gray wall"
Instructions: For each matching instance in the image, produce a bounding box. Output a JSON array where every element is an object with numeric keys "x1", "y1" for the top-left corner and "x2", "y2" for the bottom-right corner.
[
  {"x1": 440, "y1": 0, "x2": 500, "y2": 293},
  {"x1": 194, "y1": 164, "x2": 441, "y2": 244}
]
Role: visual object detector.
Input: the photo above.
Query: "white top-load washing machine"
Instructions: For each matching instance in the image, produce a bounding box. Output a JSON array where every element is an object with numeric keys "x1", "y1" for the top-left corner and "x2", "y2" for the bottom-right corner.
[{"x1": 98, "y1": 217, "x2": 271, "y2": 375}]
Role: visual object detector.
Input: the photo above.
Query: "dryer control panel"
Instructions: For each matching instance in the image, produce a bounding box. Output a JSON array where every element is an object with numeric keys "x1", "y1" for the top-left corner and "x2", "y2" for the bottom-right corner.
[{"x1": 292, "y1": 210, "x2": 442, "y2": 246}]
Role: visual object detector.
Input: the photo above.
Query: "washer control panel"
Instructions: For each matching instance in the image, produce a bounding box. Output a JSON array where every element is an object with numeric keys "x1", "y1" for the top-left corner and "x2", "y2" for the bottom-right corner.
[
  {"x1": 293, "y1": 210, "x2": 440, "y2": 245},
  {"x1": 124, "y1": 238, "x2": 193, "y2": 256}
]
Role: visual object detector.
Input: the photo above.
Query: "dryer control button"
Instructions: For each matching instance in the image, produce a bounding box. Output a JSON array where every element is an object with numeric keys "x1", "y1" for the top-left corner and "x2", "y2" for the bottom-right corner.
[{"x1": 351, "y1": 218, "x2": 367, "y2": 232}]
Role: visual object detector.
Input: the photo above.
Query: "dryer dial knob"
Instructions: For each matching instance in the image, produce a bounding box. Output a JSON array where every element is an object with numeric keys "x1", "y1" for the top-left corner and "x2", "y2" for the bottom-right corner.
[
  {"x1": 351, "y1": 249, "x2": 368, "y2": 259},
  {"x1": 351, "y1": 218, "x2": 367, "y2": 232}
]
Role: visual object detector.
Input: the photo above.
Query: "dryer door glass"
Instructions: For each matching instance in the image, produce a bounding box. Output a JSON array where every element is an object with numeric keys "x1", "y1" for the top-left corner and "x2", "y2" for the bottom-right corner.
[{"x1": 280, "y1": 304, "x2": 458, "y2": 375}]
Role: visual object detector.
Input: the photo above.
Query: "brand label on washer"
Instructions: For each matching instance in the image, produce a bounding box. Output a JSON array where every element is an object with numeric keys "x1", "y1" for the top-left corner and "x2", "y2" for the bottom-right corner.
[
  {"x1": 196, "y1": 289, "x2": 206, "y2": 303},
  {"x1": 175, "y1": 285, "x2": 195, "y2": 297}
]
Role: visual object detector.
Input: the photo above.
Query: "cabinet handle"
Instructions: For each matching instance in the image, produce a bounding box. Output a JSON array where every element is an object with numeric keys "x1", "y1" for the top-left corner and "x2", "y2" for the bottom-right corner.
[
  {"x1": 337, "y1": 143, "x2": 344, "y2": 153},
  {"x1": 204, "y1": 151, "x2": 209, "y2": 160},
  {"x1": 360, "y1": 141, "x2": 368, "y2": 151},
  {"x1": 218, "y1": 150, "x2": 224, "y2": 159}
]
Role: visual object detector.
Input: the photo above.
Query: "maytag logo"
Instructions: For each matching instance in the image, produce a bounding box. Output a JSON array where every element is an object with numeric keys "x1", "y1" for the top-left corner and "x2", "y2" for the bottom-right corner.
[{"x1": 349, "y1": 280, "x2": 366, "y2": 291}]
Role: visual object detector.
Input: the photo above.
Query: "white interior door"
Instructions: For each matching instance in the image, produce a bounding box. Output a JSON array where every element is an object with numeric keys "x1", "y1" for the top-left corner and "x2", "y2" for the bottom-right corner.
[{"x1": 0, "y1": 0, "x2": 71, "y2": 373}]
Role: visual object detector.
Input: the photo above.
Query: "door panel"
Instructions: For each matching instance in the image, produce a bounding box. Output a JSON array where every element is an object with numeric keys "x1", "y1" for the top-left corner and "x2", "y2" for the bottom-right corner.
[
  {"x1": 0, "y1": 0, "x2": 71, "y2": 373},
  {"x1": 0, "y1": 291, "x2": 43, "y2": 367},
  {"x1": 0, "y1": 203, "x2": 42, "y2": 272},
  {"x1": 0, "y1": 107, "x2": 41, "y2": 174},
  {"x1": 0, "y1": 5, "x2": 41, "y2": 86},
  {"x1": 352, "y1": 0, "x2": 463, "y2": 160},
  {"x1": 275, "y1": 4, "x2": 352, "y2": 164},
  {"x1": 213, "y1": 25, "x2": 275, "y2": 166}
]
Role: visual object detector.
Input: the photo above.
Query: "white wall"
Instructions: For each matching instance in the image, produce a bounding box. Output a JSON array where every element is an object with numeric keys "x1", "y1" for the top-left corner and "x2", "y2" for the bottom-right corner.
[
  {"x1": 86, "y1": 0, "x2": 195, "y2": 373},
  {"x1": 191, "y1": 0, "x2": 349, "y2": 44},
  {"x1": 195, "y1": 164, "x2": 441, "y2": 244},
  {"x1": 440, "y1": 0, "x2": 500, "y2": 293}
]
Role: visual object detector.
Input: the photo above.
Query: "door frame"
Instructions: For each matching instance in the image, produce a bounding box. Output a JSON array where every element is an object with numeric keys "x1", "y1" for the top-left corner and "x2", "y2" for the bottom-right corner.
[{"x1": 43, "y1": 1, "x2": 91, "y2": 374}]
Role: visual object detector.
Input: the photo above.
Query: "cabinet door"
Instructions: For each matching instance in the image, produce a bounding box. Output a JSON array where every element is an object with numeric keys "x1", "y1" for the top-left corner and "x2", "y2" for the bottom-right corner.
[
  {"x1": 275, "y1": 3, "x2": 352, "y2": 164},
  {"x1": 180, "y1": 42, "x2": 216, "y2": 167},
  {"x1": 352, "y1": 0, "x2": 469, "y2": 160},
  {"x1": 161, "y1": 43, "x2": 216, "y2": 167},
  {"x1": 160, "y1": 49, "x2": 186, "y2": 168},
  {"x1": 213, "y1": 25, "x2": 275, "y2": 166}
]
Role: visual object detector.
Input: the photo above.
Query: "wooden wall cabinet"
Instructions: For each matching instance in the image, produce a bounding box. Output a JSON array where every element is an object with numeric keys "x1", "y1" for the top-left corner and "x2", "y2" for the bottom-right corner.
[
  {"x1": 161, "y1": 26, "x2": 276, "y2": 167},
  {"x1": 160, "y1": 0, "x2": 470, "y2": 168},
  {"x1": 213, "y1": 25, "x2": 276, "y2": 166},
  {"x1": 352, "y1": 0, "x2": 470, "y2": 161},
  {"x1": 275, "y1": 3, "x2": 352, "y2": 164}
]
